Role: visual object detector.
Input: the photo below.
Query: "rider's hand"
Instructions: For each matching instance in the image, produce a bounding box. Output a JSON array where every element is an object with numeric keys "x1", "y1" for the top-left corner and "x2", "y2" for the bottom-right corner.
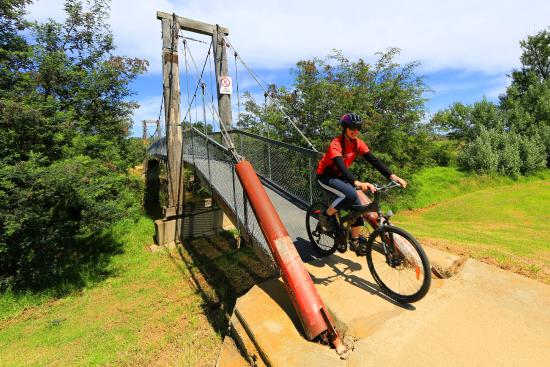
[
  {"x1": 390, "y1": 174, "x2": 408, "y2": 188},
  {"x1": 355, "y1": 181, "x2": 376, "y2": 193}
]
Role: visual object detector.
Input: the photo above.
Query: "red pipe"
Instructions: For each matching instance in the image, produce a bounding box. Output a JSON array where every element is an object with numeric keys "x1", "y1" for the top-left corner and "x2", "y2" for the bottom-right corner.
[{"x1": 235, "y1": 161, "x2": 344, "y2": 351}]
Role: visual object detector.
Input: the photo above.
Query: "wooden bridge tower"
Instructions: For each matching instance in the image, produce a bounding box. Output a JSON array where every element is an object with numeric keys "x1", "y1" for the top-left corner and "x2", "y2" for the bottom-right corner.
[{"x1": 155, "y1": 12, "x2": 232, "y2": 245}]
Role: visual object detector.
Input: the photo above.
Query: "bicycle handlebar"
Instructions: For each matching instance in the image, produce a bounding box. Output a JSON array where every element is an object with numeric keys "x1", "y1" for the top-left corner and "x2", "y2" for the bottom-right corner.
[{"x1": 373, "y1": 180, "x2": 402, "y2": 192}]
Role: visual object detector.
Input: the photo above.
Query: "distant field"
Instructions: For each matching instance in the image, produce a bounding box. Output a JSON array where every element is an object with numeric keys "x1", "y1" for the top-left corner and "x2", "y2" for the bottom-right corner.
[{"x1": 394, "y1": 170, "x2": 550, "y2": 283}]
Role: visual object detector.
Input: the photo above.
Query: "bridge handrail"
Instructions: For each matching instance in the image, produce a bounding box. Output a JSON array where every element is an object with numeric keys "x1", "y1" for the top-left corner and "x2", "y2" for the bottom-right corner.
[
  {"x1": 190, "y1": 127, "x2": 231, "y2": 153},
  {"x1": 229, "y1": 130, "x2": 321, "y2": 158}
]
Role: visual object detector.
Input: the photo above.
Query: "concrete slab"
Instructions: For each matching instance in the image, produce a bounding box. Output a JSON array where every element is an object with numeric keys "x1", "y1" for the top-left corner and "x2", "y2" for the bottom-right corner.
[
  {"x1": 229, "y1": 313, "x2": 267, "y2": 367},
  {"x1": 216, "y1": 335, "x2": 250, "y2": 367},
  {"x1": 232, "y1": 280, "x2": 346, "y2": 367},
  {"x1": 423, "y1": 246, "x2": 463, "y2": 277},
  {"x1": 305, "y1": 252, "x2": 443, "y2": 340},
  {"x1": 348, "y1": 259, "x2": 550, "y2": 367},
  {"x1": 223, "y1": 249, "x2": 550, "y2": 366}
]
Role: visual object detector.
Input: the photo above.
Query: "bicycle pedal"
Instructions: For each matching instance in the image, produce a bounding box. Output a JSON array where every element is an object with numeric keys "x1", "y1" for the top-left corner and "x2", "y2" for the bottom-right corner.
[{"x1": 337, "y1": 244, "x2": 347, "y2": 253}]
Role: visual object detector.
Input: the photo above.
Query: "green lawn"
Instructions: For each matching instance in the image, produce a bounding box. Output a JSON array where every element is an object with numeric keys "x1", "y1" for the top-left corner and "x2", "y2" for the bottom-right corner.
[
  {"x1": 396, "y1": 166, "x2": 550, "y2": 211},
  {"x1": 0, "y1": 216, "x2": 272, "y2": 366},
  {"x1": 394, "y1": 171, "x2": 550, "y2": 282}
]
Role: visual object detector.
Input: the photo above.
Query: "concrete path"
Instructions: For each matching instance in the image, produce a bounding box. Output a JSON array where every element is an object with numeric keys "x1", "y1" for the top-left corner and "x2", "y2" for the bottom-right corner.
[{"x1": 219, "y1": 250, "x2": 550, "y2": 366}]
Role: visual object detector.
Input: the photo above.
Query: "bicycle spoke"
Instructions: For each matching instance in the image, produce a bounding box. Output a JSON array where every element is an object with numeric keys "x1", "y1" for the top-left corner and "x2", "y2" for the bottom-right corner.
[{"x1": 366, "y1": 225, "x2": 431, "y2": 303}]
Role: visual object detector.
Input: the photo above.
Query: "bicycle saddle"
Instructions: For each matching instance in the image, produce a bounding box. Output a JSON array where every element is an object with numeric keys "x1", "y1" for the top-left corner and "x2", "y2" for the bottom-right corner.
[{"x1": 352, "y1": 190, "x2": 377, "y2": 212}]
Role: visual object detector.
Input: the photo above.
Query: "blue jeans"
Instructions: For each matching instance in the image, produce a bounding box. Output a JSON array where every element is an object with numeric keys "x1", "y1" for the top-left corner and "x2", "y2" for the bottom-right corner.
[
  {"x1": 317, "y1": 176, "x2": 364, "y2": 227},
  {"x1": 317, "y1": 176, "x2": 361, "y2": 210}
]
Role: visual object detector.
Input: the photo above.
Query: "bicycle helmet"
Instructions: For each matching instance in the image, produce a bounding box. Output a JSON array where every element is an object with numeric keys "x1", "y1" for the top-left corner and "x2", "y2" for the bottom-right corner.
[{"x1": 339, "y1": 113, "x2": 363, "y2": 130}]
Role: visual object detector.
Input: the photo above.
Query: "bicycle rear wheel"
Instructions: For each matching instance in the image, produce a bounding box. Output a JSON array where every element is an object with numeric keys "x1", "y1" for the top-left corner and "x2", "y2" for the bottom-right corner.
[
  {"x1": 366, "y1": 225, "x2": 431, "y2": 303},
  {"x1": 305, "y1": 202, "x2": 338, "y2": 256}
]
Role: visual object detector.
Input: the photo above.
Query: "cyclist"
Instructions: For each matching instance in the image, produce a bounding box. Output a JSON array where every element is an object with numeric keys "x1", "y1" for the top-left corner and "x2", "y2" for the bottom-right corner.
[{"x1": 316, "y1": 113, "x2": 407, "y2": 254}]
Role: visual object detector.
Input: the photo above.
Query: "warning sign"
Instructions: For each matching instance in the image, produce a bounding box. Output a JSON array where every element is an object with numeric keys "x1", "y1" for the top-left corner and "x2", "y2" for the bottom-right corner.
[{"x1": 219, "y1": 76, "x2": 232, "y2": 95}]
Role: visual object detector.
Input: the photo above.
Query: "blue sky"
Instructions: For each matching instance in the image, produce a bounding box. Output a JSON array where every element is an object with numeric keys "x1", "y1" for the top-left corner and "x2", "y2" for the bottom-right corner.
[{"x1": 26, "y1": 0, "x2": 550, "y2": 137}]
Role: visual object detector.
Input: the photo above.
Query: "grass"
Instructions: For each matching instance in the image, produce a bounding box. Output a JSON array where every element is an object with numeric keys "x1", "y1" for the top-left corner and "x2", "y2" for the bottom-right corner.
[
  {"x1": 394, "y1": 166, "x2": 550, "y2": 211},
  {"x1": 393, "y1": 168, "x2": 550, "y2": 283},
  {"x1": 0, "y1": 216, "x2": 273, "y2": 366}
]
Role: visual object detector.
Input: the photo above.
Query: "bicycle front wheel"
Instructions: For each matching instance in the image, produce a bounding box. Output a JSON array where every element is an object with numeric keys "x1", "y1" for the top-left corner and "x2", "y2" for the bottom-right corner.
[
  {"x1": 366, "y1": 225, "x2": 431, "y2": 303},
  {"x1": 305, "y1": 202, "x2": 338, "y2": 256}
]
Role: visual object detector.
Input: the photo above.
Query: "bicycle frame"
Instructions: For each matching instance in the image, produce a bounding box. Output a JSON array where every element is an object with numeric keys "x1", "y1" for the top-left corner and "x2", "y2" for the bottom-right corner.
[
  {"x1": 333, "y1": 181, "x2": 403, "y2": 262},
  {"x1": 335, "y1": 182, "x2": 396, "y2": 233}
]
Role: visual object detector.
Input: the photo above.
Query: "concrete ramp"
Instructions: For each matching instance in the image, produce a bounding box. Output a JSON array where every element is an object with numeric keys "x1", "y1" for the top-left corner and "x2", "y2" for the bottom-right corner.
[{"x1": 218, "y1": 249, "x2": 550, "y2": 366}]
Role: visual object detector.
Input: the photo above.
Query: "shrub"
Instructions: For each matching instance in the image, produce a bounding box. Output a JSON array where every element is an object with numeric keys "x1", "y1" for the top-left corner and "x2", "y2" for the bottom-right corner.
[
  {"x1": 519, "y1": 133, "x2": 547, "y2": 174},
  {"x1": 0, "y1": 155, "x2": 142, "y2": 290},
  {"x1": 459, "y1": 129, "x2": 500, "y2": 174},
  {"x1": 458, "y1": 128, "x2": 547, "y2": 176}
]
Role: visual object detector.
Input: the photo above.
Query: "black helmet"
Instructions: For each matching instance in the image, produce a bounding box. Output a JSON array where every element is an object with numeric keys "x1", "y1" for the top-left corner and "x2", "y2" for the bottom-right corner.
[{"x1": 339, "y1": 113, "x2": 363, "y2": 129}]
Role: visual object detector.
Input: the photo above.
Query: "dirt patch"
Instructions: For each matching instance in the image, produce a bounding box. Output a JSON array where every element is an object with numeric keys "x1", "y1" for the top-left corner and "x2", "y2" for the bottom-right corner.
[{"x1": 419, "y1": 237, "x2": 550, "y2": 284}]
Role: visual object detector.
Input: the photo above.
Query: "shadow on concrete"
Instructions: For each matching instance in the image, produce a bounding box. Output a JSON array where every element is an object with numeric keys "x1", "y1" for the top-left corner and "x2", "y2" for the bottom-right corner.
[
  {"x1": 307, "y1": 251, "x2": 415, "y2": 311},
  {"x1": 294, "y1": 236, "x2": 324, "y2": 263},
  {"x1": 256, "y1": 279, "x2": 305, "y2": 336}
]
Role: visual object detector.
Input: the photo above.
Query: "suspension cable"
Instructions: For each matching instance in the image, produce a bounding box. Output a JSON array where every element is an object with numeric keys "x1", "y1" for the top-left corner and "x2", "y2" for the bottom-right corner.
[
  {"x1": 264, "y1": 91, "x2": 269, "y2": 137},
  {"x1": 234, "y1": 50, "x2": 241, "y2": 122},
  {"x1": 183, "y1": 38, "x2": 240, "y2": 162},
  {"x1": 183, "y1": 39, "x2": 192, "y2": 126},
  {"x1": 180, "y1": 37, "x2": 213, "y2": 124},
  {"x1": 157, "y1": 95, "x2": 164, "y2": 127},
  {"x1": 222, "y1": 35, "x2": 318, "y2": 152},
  {"x1": 182, "y1": 36, "x2": 209, "y2": 44},
  {"x1": 201, "y1": 82, "x2": 208, "y2": 135}
]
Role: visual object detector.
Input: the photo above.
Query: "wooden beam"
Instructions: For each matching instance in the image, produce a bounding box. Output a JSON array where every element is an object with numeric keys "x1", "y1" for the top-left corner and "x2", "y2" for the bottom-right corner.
[{"x1": 157, "y1": 11, "x2": 229, "y2": 36}]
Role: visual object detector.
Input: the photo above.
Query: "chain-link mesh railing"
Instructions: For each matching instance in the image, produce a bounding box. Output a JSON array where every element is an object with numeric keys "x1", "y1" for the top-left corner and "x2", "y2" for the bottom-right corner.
[
  {"x1": 212, "y1": 130, "x2": 324, "y2": 208},
  {"x1": 146, "y1": 128, "x2": 328, "y2": 265},
  {"x1": 181, "y1": 128, "x2": 276, "y2": 264}
]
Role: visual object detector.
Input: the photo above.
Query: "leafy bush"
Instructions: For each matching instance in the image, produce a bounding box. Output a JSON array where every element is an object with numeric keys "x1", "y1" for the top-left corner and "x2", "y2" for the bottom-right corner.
[
  {"x1": 0, "y1": 0, "x2": 148, "y2": 292},
  {"x1": 0, "y1": 156, "x2": 142, "y2": 290},
  {"x1": 458, "y1": 128, "x2": 546, "y2": 176},
  {"x1": 520, "y1": 133, "x2": 548, "y2": 173},
  {"x1": 426, "y1": 139, "x2": 460, "y2": 167}
]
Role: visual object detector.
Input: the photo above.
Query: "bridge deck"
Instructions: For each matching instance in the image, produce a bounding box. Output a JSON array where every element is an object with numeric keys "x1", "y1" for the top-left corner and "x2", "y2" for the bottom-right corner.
[{"x1": 188, "y1": 155, "x2": 320, "y2": 263}]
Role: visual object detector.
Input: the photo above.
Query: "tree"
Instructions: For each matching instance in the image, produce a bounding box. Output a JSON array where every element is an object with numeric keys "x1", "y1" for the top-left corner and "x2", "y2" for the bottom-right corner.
[
  {"x1": 430, "y1": 98, "x2": 505, "y2": 141},
  {"x1": 1, "y1": 0, "x2": 147, "y2": 165},
  {"x1": 0, "y1": 0, "x2": 148, "y2": 291},
  {"x1": 0, "y1": 0, "x2": 32, "y2": 93},
  {"x1": 431, "y1": 28, "x2": 550, "y2": 174},
  {"x1": 31, "y1": 0, "x2": 148, "y2": 145},
  {"x1": 238, "y1": 48, "x2": 432, "y2": 173}
]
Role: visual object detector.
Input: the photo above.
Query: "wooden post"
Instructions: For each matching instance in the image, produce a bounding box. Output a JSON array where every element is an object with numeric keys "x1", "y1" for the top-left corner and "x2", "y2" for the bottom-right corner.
[
  {"x1": 142, "y1": 119, "x2": 160, "y2": 145},
  {"x1": 212, "y1": 26, "x2": 233, "y2": 132},
  {"x1": 142, "y1": 120, "x2": 147, "y2": 145},
  {"x1": 155, "y1": 11, "x2": 230, "y2": 245},
  {"x1": 160, "y1": 15, "x2": 184, "y2": 210},
  {"x1": 157, "y1": 11, "x2": 231, "y2": 133}
]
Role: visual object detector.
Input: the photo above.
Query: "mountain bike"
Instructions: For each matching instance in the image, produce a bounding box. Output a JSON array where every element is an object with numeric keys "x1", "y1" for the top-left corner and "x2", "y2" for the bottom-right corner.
[{"x1": 305, "y1": 181, "x2": 431, "y2": 303}]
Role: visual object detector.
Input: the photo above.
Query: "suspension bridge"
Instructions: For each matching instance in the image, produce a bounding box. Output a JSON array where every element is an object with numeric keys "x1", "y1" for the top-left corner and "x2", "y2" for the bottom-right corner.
[
  {"x1": 141, "y1": 11, "x2": 550, "y2": 367},
  {"x1": 145, "y1": 11, "x2": 353, "y2": 358}
]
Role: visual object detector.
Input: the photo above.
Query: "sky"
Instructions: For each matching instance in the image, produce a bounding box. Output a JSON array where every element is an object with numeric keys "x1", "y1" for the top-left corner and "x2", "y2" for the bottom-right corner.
[{"x1": 25, "y1": 0, "x2": 550, "y2": 137}]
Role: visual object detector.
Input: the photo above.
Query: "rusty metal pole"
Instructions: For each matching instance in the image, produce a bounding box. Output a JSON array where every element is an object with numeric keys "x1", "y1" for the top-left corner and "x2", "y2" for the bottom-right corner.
[{"x1": 235, "y1": 160, "x2": 345, "y2": 353}]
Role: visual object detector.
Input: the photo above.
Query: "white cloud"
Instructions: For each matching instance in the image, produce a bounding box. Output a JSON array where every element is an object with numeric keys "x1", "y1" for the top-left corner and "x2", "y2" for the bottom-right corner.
[
  {"x1": 26, "y1": 0, "x2": 550, "y2": 75},
  {"x1": 26, "y1": 0, "x2": 550, "y2": 135}
]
